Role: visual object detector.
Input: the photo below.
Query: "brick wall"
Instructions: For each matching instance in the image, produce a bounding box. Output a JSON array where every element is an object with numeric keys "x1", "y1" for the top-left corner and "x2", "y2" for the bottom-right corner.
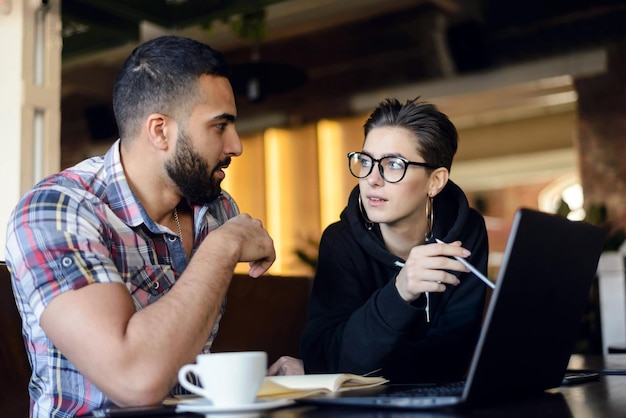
[{"x1": 575, "y1": 40, "x2": 626, "y2": 233}]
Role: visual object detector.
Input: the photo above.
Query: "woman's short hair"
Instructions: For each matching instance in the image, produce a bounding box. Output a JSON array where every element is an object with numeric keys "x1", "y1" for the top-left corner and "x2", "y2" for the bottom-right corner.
[{"x1": 363, "y1": 97, "x2": 458, "y2": 171}]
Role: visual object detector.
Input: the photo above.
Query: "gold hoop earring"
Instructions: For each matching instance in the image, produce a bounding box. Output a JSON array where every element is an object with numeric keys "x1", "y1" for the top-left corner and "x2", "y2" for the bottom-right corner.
[
  {"x1": 425, "y1": 194, "x2": 434, "y2": 243},
  {"x1": 358, "y1": 195, "x2": 374, "y2": 231}
]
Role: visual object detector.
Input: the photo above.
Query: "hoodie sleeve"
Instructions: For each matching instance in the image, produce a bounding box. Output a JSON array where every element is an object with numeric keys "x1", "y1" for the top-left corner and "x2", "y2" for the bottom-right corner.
[
  {"x1": 400, "y1": 210, "x2": 488, "y2": 381},
  {"x1": 300, "y1": 209, "x2": 489, "y2": 382},
  {"x1": 300, "y1": 222, "x2": 426, "y2": 375}
]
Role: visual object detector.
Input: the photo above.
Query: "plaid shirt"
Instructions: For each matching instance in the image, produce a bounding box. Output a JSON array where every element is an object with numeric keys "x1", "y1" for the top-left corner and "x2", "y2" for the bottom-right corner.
[{"x1": 5, "y1": 140, "x2": 239, "y2": 417}]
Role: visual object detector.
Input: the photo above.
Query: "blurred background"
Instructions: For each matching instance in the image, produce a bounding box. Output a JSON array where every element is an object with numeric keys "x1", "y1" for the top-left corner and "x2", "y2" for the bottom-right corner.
[
  {"x1": 57, "y1": 0, "x2": 626, "y2": 277},
  {"x1": 0, "y1": 0, "x2": 624, "y2": 357}
]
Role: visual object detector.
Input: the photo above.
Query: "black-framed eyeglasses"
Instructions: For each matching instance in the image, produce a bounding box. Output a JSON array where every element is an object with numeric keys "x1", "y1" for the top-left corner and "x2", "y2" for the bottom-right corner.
[{"x1": 347, "y1": 151, "x2": 436, "y2": 183}]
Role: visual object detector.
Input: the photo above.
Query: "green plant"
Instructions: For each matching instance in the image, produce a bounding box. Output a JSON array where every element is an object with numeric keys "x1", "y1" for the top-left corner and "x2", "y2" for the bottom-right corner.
[
  {"x1": 229, "y1": 9, "x2": 267, "y2": 41},
  {"x1": 585, "y1": 203, "x2": 626, "y2": 251},
  {"x1": 558, "y1": 200, "x2": 626, "y2": 251},
  {"x1": 294, "y1": 235, "x2": 320, "y2": 271}
]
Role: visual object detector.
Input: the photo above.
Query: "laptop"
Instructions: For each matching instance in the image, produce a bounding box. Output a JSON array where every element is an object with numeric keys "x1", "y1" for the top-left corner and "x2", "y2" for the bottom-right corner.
[{"x1": 301, "y1": 208, "x2": 606, "y2": 409}]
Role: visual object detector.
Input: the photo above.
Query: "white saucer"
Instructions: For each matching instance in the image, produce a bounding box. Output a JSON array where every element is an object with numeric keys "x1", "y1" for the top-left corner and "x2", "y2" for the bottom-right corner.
[{"x1": 175, "y1": 397, "x2": 294, "y2": 413}]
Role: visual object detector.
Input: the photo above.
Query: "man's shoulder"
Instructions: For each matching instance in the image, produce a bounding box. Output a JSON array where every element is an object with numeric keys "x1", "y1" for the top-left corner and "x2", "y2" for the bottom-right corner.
[
  {"x1": 23, "y1": 180, "x2": 95, "y2": 209},
  {"x1": 38, "y1": 156, "x2": 108, "y2": 196},
  {"x1": 10, "y1": 158, "x2": 111, "y2": 226}
]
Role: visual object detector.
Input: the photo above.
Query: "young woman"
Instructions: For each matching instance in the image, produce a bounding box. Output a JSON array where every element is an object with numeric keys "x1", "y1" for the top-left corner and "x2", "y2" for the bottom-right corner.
[{"x1": 301, "y1": 98, "x2": 489, "y2": 383}]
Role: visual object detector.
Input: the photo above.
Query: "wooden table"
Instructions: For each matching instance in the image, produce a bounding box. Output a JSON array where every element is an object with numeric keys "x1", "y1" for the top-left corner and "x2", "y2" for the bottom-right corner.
[{"x1": 86, "y1": 354, "x2": 626, "y2": 417}]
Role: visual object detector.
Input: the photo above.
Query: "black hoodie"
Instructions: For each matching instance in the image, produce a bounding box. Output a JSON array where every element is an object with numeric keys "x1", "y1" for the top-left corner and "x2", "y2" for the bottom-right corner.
[{"x1": 300, "y1": 181, "x2": 488, "y2": 383}]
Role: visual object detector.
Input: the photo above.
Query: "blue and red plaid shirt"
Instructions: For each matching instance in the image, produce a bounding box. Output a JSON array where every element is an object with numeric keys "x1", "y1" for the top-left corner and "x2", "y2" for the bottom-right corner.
[{"x1": 5, "y1": 139, "x2": 239, "y2": 417}]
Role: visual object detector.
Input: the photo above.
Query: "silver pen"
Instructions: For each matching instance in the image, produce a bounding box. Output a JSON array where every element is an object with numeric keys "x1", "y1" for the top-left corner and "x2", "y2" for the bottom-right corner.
[{"x1": 435, "y1": 239, "x2": 495, "y2": 289}]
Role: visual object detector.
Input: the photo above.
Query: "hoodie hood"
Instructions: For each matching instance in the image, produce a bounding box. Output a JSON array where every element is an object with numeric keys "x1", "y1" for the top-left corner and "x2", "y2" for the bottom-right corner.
[{"x1": 340, "y1": 180, "x2": 472, "y2": 267}]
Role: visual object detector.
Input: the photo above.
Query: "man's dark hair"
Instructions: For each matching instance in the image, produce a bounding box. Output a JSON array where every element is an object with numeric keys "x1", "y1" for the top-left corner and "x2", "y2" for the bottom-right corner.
[
  {"x1": 112, "y1": 36, "x2": 231, "y2": 140},
  {"x1": 363, "y1": 97, "x2": 458, "y2": 171}
]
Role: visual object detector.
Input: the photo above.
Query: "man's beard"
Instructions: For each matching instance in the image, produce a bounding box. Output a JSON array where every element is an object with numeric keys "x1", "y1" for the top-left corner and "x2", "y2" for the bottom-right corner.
[{"x1": 165, "y1": 129, "x2": 229, "y2": 206}]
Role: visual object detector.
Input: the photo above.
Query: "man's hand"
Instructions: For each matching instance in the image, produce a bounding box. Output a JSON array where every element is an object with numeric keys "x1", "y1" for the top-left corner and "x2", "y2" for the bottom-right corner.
[{"x1": 208, "y1": 214, "x2": 276, "y2": 277}]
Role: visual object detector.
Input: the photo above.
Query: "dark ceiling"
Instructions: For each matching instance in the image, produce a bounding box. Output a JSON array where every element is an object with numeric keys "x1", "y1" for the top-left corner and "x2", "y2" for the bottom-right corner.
[
  {"x1": 60, "y1": 0, "x2": 626, "y2": 143},
  {"x1": 61, "y1": 0, "x2": 287, "y2": 59}
]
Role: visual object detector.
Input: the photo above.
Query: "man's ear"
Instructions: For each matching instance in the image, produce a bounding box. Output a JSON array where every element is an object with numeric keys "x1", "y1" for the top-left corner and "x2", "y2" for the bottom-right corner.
[
  {"x1": 428, "y1": 167, "x2": 449, "y2": 197},
  {"x1": 145, "y1": 113, "x2": 170, "y2": 151}
]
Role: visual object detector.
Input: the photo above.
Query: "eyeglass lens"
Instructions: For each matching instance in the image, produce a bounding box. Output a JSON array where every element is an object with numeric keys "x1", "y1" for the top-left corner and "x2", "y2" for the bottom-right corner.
[{"x1": 348, "y1": 153, "x2": 407, "y2": 183}]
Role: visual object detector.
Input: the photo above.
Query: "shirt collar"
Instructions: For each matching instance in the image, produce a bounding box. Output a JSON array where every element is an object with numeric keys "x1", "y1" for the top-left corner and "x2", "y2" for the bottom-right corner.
[{"x1": 103, "y1": 139, "x2": 149, "y2": 228}]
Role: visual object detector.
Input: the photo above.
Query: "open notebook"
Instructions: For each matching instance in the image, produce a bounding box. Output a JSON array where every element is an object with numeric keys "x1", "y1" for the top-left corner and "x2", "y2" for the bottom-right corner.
[{"x1": 301, "y1": 208, "x2": 606, "y2": 409}]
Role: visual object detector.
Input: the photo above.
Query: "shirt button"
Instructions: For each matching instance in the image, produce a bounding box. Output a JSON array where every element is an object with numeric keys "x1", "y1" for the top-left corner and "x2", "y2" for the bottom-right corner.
[
  {"x1": 61, "y1": 257, "x2": 73, "y2": 267},
  {"x1": 153, "y1": 281, "x2": 160, "y2": 290},
  {"x1": 168, "y1": 235, "x2": 177, "y2": 242}
]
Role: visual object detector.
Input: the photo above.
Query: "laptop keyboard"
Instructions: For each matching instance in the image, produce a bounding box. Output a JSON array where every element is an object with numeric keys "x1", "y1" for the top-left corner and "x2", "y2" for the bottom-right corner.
[{"x1": 379, "y1": 380, "x2": 467, "y2": 397}]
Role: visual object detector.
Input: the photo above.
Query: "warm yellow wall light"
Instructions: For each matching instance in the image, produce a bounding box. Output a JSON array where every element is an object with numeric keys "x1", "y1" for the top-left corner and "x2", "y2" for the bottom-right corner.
[
  {"x1": 264, "y1": 126, "x2": 320, "y2": 275},
  {"x1": 317, "y1": 118, "x2": 363, "y2": 230},
  {"x1": 317, "y1": 120, "x2": 346, "y2": 229},
  {"x1": 264, "y1": 128, "x2": 285, "y2": 270}
]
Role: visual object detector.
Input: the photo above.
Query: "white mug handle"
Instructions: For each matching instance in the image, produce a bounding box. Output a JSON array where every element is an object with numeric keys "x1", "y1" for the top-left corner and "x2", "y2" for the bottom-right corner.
[{"x1": 178, "y1": 364, "x2": 209, "y2": 398}]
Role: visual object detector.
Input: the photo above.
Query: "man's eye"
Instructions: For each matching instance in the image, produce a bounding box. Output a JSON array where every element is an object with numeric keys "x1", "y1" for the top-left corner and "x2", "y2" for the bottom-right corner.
[{"x1": 359, "y1": 157, "x2": 372, "y2": 167}]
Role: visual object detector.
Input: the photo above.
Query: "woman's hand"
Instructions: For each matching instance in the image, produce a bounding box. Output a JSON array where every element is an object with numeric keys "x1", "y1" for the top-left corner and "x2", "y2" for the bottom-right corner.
[
  {"x1": 267, "y1": 356, "x2": 304, "y2": 376},
  {"x1": 395, "y1": 241, "x2": 470, "y2": 303}
]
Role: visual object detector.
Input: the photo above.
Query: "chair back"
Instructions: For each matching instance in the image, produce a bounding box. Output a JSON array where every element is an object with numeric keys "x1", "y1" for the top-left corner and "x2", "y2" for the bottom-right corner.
[
  {"x1": 211, "y1": 274, "x2": 313, "y2": 365},
  {"x1": 0, "y1": 262, "x2": 31, "y2": 417}
]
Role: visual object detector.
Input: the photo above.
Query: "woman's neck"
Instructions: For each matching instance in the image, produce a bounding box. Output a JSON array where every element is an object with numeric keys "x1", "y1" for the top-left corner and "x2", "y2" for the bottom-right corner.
[{"x1": 380, "y1": 221, "x2": 427, "y2": 260}]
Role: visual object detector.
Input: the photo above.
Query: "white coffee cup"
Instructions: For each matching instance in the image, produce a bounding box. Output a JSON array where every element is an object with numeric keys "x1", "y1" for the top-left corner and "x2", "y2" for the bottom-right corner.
[{"x1": 178, "y1": 351, "x2": 267, "y2": 407}]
